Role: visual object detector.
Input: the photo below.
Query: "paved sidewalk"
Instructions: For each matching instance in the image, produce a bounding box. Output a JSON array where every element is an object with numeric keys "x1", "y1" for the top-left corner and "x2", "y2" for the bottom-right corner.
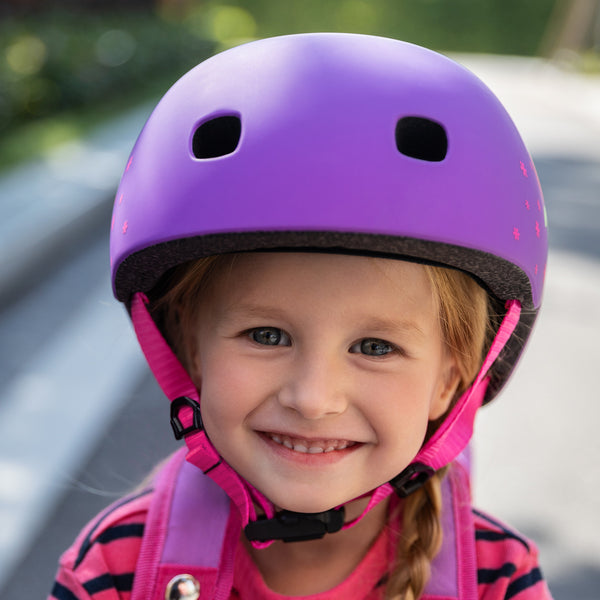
[{"x1": 0, "y1": 104, "x2": 154, "y2": 589}]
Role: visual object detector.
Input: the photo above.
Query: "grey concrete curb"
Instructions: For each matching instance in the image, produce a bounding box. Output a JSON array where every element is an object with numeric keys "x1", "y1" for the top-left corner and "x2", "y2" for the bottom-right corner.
[{"x1": 0, "y1": 103, "x2": 153, "y2": 303}]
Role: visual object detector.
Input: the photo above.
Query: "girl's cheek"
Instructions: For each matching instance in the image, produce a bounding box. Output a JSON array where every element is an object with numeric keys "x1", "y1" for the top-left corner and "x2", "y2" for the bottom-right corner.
[{"x1": 202, "y1": 364, "x2": 255, "y2": 412}]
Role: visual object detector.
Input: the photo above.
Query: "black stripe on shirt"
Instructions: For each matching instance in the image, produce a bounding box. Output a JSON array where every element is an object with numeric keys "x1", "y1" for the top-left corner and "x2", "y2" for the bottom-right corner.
[
  {"x1": 478, "y1": 562, "x2": 517, "y2": 584},
  {"x1": 95, "y1": 523, "x2": 145, "y2": 544},
  {"x1": 472, "y1": 509, "x2": 531, "y2": 552},
  {"x1": 74, "y1": 489, "x2": 152, "y2": 568},
  {"x1": 51, "y1": 581, "x2": 80, "y2": 600},
  {"x1": 83, "y1": 573, "x2": 135, "y2": 595},
  {"x1": 475, "y1": 530, "x2": 510, "y2": 543},
  {"x1": 506, "y1": 567, "x2": 544, "y2": 599}
]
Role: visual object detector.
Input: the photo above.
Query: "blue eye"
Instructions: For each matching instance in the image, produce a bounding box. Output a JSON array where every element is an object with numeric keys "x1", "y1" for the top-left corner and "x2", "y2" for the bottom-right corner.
[
  {"x1": 352, "y1": 338, "x2": 395, "y2": 356},
  {"x1": 250, "y1": 328, "x2": 290, "y2": 346}
]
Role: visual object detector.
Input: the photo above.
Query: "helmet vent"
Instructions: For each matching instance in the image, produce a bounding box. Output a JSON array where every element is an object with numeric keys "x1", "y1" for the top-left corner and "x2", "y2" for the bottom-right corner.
[
  {"x1": 395, "y1": 117, "x2": 447, "y2": 162},
  {"x1": 192, "y1": 115, "x2": 241, "y2": 158}
]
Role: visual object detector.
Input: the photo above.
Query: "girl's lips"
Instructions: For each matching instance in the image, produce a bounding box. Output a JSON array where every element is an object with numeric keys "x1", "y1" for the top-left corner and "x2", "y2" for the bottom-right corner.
[{"x1": 259, "y1": 431, "x2": 360, "y2": 455}]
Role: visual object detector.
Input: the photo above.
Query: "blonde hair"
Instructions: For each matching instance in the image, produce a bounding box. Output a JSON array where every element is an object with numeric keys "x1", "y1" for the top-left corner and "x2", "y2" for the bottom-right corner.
[{"x1": 149, "y1": 255, "x2": 495, "y2": 600}]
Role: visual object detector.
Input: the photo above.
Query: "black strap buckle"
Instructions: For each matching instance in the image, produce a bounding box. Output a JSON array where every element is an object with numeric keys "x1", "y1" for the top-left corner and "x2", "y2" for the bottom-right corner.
[
  {"x1": 170, "y1": 396, "x2": 204, "y2": 440},
  {"x1": 389, "y1": 463, "x2": 435, "y2": 498},
  {"x1": 245, "y1": 507, "x2": 345, "y2": 543}
]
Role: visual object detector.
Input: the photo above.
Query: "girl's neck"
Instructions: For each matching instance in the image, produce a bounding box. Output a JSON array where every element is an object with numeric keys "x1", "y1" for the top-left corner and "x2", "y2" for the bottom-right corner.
[{"x1": 243, "y1": 497, "x2": 391, "y2": 596}]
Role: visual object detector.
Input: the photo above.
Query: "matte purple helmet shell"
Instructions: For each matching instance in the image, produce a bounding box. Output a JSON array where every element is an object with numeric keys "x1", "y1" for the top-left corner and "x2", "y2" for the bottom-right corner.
[{"x1": 110, "y1": 33, "x2": 547, "y2": 402}]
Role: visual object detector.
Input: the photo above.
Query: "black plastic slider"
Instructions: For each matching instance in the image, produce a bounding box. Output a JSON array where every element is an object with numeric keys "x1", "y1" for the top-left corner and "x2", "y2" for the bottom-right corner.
[
  {"x1": 170, "y1": 396, "x2": 204, "y2": 440},
  {"x1": 389, "y1": 463, "x2": 435, "y2": 498},
  {"x1": 245, "y1": 507, "x2": 345, "y2": 543}
]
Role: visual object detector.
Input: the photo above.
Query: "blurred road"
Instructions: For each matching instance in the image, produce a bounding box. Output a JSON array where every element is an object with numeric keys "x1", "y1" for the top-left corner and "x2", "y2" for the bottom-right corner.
[{"x1": 0, "y1": 55, "x2": 598, "y2": 599}]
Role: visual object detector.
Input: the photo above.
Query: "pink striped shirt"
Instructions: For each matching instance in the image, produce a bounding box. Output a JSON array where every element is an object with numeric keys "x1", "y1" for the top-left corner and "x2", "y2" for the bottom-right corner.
[{"x1": 50, "y1": 489, "x2": 553, "y2": 600}]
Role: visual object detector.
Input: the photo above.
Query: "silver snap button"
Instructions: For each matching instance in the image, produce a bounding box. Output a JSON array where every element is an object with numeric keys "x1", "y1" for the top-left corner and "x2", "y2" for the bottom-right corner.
[{"x1": 165, "y1": 574, "x2": 201, "y2": 600}]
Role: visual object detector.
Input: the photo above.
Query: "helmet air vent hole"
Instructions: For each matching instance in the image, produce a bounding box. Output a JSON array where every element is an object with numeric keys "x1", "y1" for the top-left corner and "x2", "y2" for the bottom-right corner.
[
  {"x1": 395, "y1": 117, "x2": 447, "y2": 162},
  {"x1": 192, "y1": 115, "x2": 241, "y2": 159}
]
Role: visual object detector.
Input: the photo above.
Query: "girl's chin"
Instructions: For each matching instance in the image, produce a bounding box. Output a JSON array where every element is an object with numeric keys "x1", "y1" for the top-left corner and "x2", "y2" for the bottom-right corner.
[
  {"x1": 274, "y1": 502, "x2": 342, "y2": 514},
  {"x1": 270, "y1": 493, "x2": 372, "y2": 518}
]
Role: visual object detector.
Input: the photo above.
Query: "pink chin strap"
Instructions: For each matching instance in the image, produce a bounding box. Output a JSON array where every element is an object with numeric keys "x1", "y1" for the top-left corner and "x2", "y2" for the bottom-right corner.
[{"x1": 130, "y1": 292, "x2": 521, "y2": 547}]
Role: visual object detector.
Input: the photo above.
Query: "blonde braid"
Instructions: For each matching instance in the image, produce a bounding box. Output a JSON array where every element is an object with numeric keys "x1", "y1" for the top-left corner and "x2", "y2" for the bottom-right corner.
[{"x1": 385, "y1": 470, "x2": 445, "y2": 600}]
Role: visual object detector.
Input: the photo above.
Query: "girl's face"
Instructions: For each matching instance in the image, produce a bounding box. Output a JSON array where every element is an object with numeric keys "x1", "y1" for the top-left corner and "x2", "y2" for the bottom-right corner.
[{"x1": 190, "y1": 253, "x2": 459, "y2": 513}]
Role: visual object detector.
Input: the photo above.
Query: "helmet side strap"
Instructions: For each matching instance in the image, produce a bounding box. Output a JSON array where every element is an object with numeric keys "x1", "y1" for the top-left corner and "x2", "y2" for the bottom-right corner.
[
  {"x1": 342, "y1": 300, "x2": 522, "y2": 528},
  {"x1": 413, "y1": 299, "x2": 522, "y2": 472},
  {"x1": 130, "y1": 292, "x2": 275, "y2": 529}
]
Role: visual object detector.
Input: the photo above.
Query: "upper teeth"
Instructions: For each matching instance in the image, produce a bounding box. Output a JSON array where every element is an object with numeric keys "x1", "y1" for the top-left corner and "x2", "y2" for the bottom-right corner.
[{"x1": 268, "y1": 433, "x2": 355, "y2": 454}]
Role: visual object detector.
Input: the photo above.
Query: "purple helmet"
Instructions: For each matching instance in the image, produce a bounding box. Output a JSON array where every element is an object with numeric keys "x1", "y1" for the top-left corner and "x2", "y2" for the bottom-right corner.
[
  {"x1": 111, "y1": 33, "x2": 546, "y2": 404},
  {"x1": 110, "y1": 34, "x2": 547, "y2": 540}
]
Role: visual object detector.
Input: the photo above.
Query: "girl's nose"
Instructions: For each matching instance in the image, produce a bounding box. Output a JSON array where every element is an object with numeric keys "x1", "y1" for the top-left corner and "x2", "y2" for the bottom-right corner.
[{"x1": 277, "y1": 353, "x2": 349, "y2": 420}]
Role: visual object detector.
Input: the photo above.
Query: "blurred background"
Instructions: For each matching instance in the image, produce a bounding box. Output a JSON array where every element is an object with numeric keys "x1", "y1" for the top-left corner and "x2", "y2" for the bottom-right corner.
[{"x1": 0, "y1": 1, "x2": 599, "y2": 598}]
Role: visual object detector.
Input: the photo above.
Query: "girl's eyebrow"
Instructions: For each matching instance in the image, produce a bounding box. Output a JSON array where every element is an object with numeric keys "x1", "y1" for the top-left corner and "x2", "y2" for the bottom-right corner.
[
  {"x1": 224, "y1": 303, "x2": 425, "y2": 337},
  {"x1": 352, "y1": 316, "x2": 426, "y2": 338},
  {"x1": 222, "y1": 303, "x2": 290, "y2": 320}
]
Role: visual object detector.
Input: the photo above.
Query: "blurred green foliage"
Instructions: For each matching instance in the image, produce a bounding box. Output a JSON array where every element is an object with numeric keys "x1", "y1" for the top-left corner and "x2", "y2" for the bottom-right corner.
[
  {"x1": 239, "y1": 0, "x2": 555, "y2": 55},
  {"x1": 0, "y1": 10, "x2": 213, "y2": 133},
  {"x1": 0, "y1": 0, "x2": 556, "y2": 168}
]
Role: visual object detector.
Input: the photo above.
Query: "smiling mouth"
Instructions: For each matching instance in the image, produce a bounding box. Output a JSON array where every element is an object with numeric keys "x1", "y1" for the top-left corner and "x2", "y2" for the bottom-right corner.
[{"x1": 264, "y1": 432, "x2": 358, "y2": 454}]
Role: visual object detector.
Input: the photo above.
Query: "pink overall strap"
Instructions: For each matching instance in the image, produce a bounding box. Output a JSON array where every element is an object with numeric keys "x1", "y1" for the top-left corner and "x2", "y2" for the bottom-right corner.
[
  {"x1": 131, "y1": 448, "x2": 240, "y2": 600},
  {"x1": 131, "y1": 449, "x2": 183, "y2": 600},
  {"x1": 422, "y1": 458, "x2": 478, "y2": 600}
]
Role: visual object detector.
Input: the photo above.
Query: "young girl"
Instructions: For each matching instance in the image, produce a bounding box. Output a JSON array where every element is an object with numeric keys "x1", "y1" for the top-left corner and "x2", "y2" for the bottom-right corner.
[{"x1": 50, "y1": 33, "x2": 553, "y2": 599}]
